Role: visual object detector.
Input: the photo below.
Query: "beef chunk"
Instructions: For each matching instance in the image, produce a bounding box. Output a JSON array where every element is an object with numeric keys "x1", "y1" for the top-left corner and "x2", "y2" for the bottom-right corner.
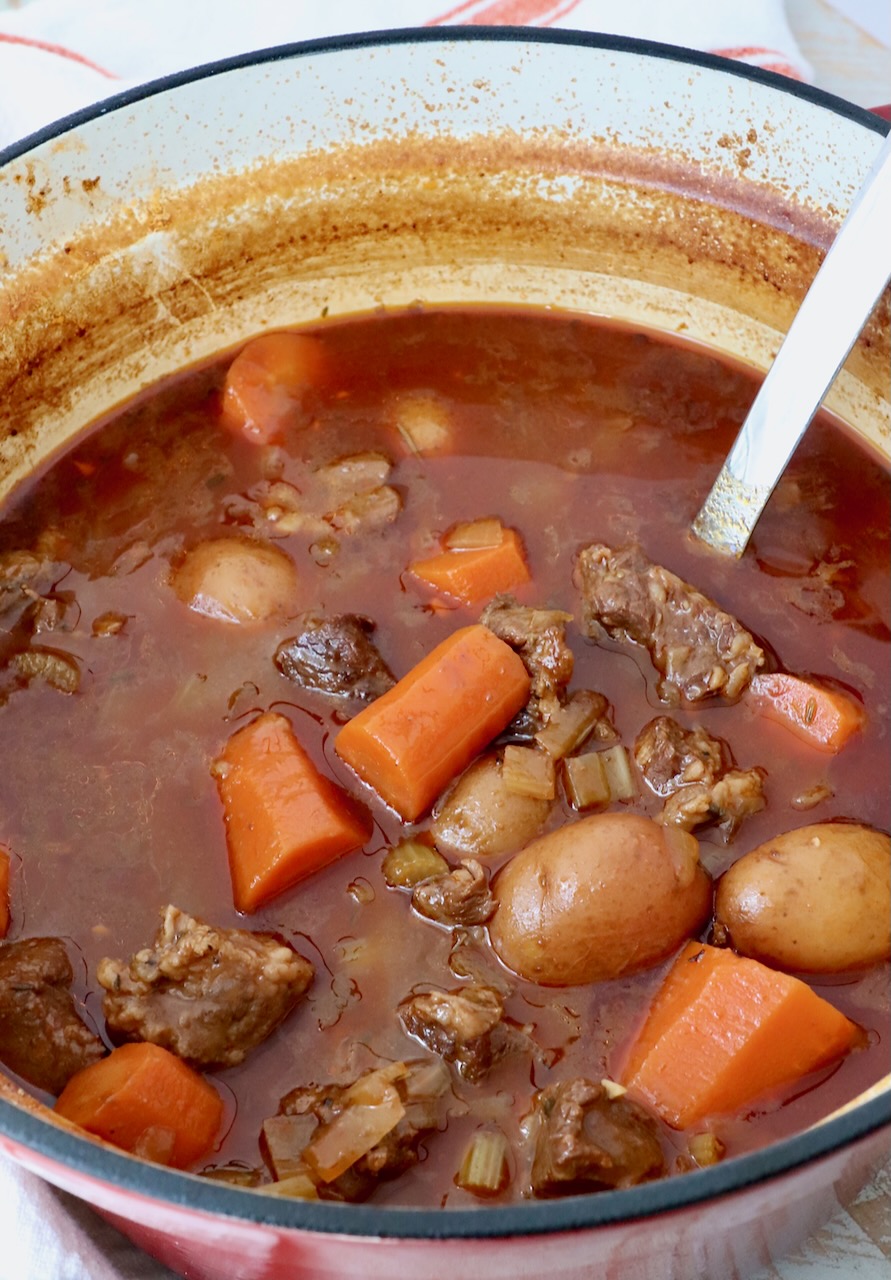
[
  {"x1": 660, "y1": 768, "x2": 766, "y2": 836},
  {"x1": 412, "y1": 858, "x2": 496, "y2": 927},
  {"x1": 274, "y1": 1059, "x2": 449, "y2": 1201},
  {"x1": 635, "y1": 716, "x2": 766, "y2": 837},
  {"x1": 635, "y1": 717, "x2": 728, "y2": 794},
  {"x1": 98, "y1": 905, "x2": 313, "y2": 1069},
  {"x1": 480, "y1": 595, "x2": 574, "y2": 728},
  {"x1": 575, "y1": 543, "x2": 764, "y2": 704},
  {"x1": 275, "y1": 612, "x2": 395, "y2": 702},
  {"x1": 398, "y1": 984, "x2": 506, "y2": 1081},
  {"x1": 529, "y1": 1078, "x2": 666, "y2": 1196},
  {"x1": 0, "y1": 937, "x2": 106, "y2": 1095}
]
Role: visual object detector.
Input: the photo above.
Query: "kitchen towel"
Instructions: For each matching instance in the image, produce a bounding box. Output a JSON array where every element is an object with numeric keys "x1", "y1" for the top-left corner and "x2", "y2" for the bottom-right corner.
[{"x1": 0, "y1": 0, "x2": 813, "y2": 152}]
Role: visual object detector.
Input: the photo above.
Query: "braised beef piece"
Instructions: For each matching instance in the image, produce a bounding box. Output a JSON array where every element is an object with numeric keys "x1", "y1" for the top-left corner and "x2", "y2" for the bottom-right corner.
[
  {"x1": 98, "y1": 905, "x2": 313, "y2": 1069},
  {"x1": 480, "y1": 595, "x2": 574, "y2": 728},
  {"x1": 398, "y1": 984, "x2": 506, "y2": 1082},
  {"x1": 412, "y1": 858, "x2": 496, "y2": 927},
  {"x1": 634, "y1": 716, "x2": 766, "y2": 837},
  {"x1": 634, "y1": 717, "x2": 727, "y2": 794},
  {"x1": 575, "y1": 543, "x2": 764, "y2": 704},
  {"x1": 274, "y1": 1060, "x2": 449, "y2": 1202},
  {"x1": 660, "y1": 768, "x2": 766, "y2": 836},
  {"x1": 0, "y1": 937, "x2": 106, "y2": 1095},
  {"x1": 529, "y1": 1078, "x2": 666, "y2": 1196},
  {"x1": 274, "y1": 612, "x2": 395, "y2": 702}
]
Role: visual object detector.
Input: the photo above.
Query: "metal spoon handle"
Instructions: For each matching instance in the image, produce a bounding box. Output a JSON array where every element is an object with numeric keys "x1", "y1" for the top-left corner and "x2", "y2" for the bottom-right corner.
[{"x1": 693, "y1": 127, "x2": 891, "y2": 557}]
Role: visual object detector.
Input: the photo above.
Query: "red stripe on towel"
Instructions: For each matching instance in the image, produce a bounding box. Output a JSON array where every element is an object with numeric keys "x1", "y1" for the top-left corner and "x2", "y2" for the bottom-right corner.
[
  {"x1": 0, "y1": 32, "x2": 118, "y2": 79},
  {"x1": 428, "y1": 0, "x2": 581, "y2": 26},
  {"x1": 711, "y1": 46, "x2": 805, "y2": 81}
]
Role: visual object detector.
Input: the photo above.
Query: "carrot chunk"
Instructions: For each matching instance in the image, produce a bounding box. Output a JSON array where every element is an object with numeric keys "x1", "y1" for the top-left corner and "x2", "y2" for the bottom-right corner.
[
  {"x1": 215, "y1": 710, "x2": 372, "y2": 913},
  {"x1": 619, "y1": 941, "x2": 860, "y2": 1128},
  {"x1": 221, "y1": 332, "x2": 327, "y2": 445},
  {"x1": 408, "y1": 525, "x2": 530, "y2": 604},
  {"x1": 54, "y1": 1042, "x2": 223, "y2": 1169},
  {"x1": 0, "y1": 847, "x2": 10, "y2": 938},
  {"x1": 334, "y1": 623, "x2": 531, "y2": 821},
  {"x1": 748, "y1": 672, "x2": 865, "y2": 753}
]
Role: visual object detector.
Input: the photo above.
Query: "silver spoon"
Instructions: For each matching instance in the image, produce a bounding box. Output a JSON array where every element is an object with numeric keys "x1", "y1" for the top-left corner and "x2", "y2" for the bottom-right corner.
[{"x1": 692, "y1": 127, "x2": 891, "y2": 557}]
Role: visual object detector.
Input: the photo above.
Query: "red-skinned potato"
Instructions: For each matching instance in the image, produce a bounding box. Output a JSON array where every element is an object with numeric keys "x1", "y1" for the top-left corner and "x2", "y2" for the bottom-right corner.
[
  {"x1": 714, "y1": 822, "x2": 891, "y2": 973},
  {"x1": 431, "y1": 753, "x2": 552, "y2": 859},
  {"x1": 171, "y1": 536, "x2": 298, "y2": 624},
  {"x1": 488, "y1": 812, "x2": 711, "y2": 986}
]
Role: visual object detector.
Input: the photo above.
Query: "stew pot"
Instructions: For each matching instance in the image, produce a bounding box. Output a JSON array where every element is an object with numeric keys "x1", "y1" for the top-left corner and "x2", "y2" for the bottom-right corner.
[{"x1": 0, "y1": 27, "x2": 888, "y2": 1280}]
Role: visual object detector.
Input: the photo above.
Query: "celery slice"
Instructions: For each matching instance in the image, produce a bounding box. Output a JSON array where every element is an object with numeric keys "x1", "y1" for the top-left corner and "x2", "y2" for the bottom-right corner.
[
  {"x1": 502, "y1": 745, "x2": 556, "y2": 800},
  {"x1": 382, "y1": 838, "x2": 449, "y2": 887},
  {"x1": 600, "y1": 744, "x2": 637, "y2": 800},
  {"x1": 535, "y1": 689, "x2": 607, "y2": 758},
  {"x1": 455, "y1": 1127, "x2": 510, "y2": 1196},
  {"x1": 562, "y1": 752, "x2": 610, "y2": 810}
]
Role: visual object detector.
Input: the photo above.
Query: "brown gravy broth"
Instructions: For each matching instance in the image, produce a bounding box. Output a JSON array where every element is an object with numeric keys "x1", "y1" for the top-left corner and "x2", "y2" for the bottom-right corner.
[{"x1": 0, "y1": 307, "x2": 888, "y2": 1206}]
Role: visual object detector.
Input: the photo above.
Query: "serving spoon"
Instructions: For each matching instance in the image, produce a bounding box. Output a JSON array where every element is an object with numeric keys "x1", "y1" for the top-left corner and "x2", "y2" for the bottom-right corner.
[{"x1": 693, "y1": 128, "x2": 891, "y2": 557}]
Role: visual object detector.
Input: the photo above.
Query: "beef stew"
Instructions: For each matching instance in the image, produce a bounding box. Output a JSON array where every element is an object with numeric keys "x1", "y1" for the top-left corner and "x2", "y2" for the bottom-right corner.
[{"x1": 0, "y1": 306, "x2": 888, "y2": 1207}]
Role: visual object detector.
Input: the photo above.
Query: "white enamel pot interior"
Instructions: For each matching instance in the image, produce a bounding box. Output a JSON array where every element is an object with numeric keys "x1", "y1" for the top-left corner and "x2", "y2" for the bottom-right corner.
[{"x1": 0, "y1": 27, "x2": 888, "y2": 1280}]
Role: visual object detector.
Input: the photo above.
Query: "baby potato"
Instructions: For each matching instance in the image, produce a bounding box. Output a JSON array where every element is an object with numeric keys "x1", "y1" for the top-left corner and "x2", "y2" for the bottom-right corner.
[
  {"x1": 172, "y1": 536, "x2": 298, "y2": 624},
  {"x1": 431, "y1": 753, "x2": 552, "y2": 859},
  {"x1": 488, "y1": 812, "x2": 711, "y2": 986},
  {"x1": 715, "y1": 822, "x2": 891, "y2": 973}
]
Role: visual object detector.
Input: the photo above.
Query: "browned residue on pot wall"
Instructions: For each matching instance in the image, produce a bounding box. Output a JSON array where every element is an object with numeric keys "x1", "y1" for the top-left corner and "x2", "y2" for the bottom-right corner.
[{"x1": 0, "y1": 131, "x2": 888, "y2": 486}]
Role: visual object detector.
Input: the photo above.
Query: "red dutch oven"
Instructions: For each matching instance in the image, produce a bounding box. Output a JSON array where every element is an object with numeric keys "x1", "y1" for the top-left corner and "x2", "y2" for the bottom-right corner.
[{"x1": 0, "y1": 27, "x2": 888, "y2": 1280}]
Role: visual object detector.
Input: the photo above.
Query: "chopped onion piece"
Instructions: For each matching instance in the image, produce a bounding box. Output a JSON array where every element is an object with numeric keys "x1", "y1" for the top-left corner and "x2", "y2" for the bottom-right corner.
[
  {"x1": 535, "y1": 689, "x2": 607, "y2": 759},
  {"x1": 791, "y1": 782, "x2": 834, "y2": 810},
  {"x1": 305, "y1": 1085, "x2": 406, "y2": 1182},
  {"x1": 443, "y1": 518, "x2": 504, "y2": 550},
  {"x1": 392, "y1": 393, "x2": 452, "y2": 455},
  {"x1": 328, "y1": 485, "x2": 402, "y2": 535},
  {"x1": 562, "y1": 752, "x2": 610, "y2": 810},
  {"x1": 688, "y1": 1132, "x2": 725, "y2": 1167},
  {"x1": 502, "y1": 745, "x2": 556, "y2": 800},
  {"x1": 600, "y1": 1078, "x2": 627, "y2": 1100},
  {"x1": 600, "y1": 744, "x2": 637, "y2": 800},
  {"x1": 455, "y1": 1127, "x2": 511, "y2": 1197},
  {"x1": 402, "y1": 1058, "x2": 452, "y2": 1102},
  {"x1": 382, "y1": 838, "x2": 449, "y2": 887},
  {"x1": 344, "y1": 1060, "x2": 409, "y2": 1105},
  {"x1": 261, "y1": 1171, "x2": 319, "y2": 1199},
  {"x1": 317, "y1": 451, "x2": 392, "y2": 500},
  {"x1": 261, "y1": 1114, "x2": 319, "y2": 1181}
]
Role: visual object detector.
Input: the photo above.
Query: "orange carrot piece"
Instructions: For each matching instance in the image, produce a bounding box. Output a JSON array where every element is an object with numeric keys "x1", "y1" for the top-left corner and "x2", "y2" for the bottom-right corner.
[
  {"x1": 215, "y1": 710, "x2": 372, "y2": 913},
  {"x1": 335, "y1": 623, "x2": 531, "y2": 821},
  {"x1": 54, "y1": 1042, "x2": 223, "y2": 1169},
  {"x1": 408, "y1": 527, "x2": 531, "y2": 604},
  {"x1": 749, "y1": 672, "x2": 865, "y2": 753},
  {"x1": 221, "y1": 332, "x2": 327, "y2": 445},
  {"x1": 620, "y1": 941, "x2": 860, "y2": 1128},
  {"x1": 0, "y1": 847, "x2": 10, "y2": 938}
]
